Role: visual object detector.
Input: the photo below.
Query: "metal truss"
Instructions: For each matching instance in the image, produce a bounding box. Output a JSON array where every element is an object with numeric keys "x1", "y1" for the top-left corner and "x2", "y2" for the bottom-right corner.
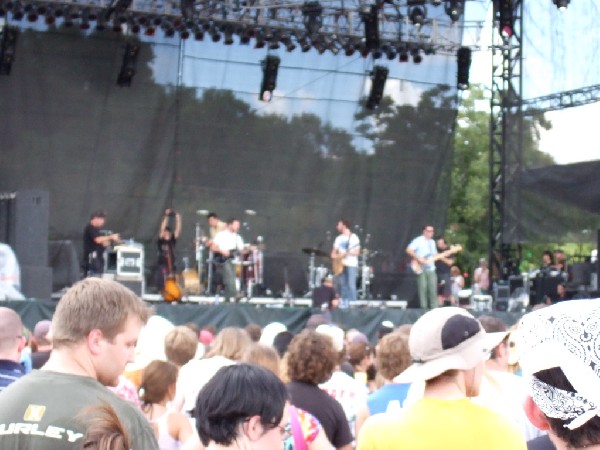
[
  {"x1": 522, "y1": 83, "x2": 600, "y2": 115},
  {"x1": 0, "y1": 0, "x2": 485, "y2": 56},
  {"x1": 488, "y1": 0, "x2": 523, "y2": 281}
]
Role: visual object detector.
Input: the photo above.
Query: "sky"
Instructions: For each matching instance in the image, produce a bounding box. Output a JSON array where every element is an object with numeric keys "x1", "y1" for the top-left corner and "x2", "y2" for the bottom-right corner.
[{"x1": 466, "y1": 0, "x2": 600, "y2": 166}]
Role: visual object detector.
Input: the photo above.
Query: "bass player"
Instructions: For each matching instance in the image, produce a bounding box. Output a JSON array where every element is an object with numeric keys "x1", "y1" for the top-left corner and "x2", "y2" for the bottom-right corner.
[{"x1": 331, "y1": 219, "x2": 360, "y2": 308}]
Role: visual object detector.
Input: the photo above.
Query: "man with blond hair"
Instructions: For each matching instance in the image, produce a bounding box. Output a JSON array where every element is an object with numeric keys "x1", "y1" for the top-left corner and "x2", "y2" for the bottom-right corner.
[
  {"x1": 165, "y1": 325, "x2": 199, "y2": 367},
  {"x1": 0, "y1": 278, "x2": 158, "y2": 450}
]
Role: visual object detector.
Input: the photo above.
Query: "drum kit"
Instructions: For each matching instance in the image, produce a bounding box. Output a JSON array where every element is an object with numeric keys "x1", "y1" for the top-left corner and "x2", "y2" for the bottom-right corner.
[{"x1": 189, "y1": 211, "x2": 264, "y2": 299}]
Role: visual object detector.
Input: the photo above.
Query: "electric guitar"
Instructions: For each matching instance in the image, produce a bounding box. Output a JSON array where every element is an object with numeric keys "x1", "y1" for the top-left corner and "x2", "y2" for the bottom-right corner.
[{"x1": 410, "y1": 244, "x2": 463, "y2": 275}]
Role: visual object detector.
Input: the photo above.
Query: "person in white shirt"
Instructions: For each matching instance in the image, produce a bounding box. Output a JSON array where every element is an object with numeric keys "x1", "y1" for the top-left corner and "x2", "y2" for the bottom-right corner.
[
  {"x1": 331, "y1": 219, "x2": 360, "y2": 308},
  {"x1": 210, "y1": 218, "x2": 244, "y2": 302}
]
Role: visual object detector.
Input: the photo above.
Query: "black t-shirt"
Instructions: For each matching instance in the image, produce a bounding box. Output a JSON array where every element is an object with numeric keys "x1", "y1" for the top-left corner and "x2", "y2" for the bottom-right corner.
[
  {"x1": 312, "y1": 285, "x2": 337, "y2": 309},
  {"x1": 157, "y1": 236, "x2": 177, "y2": 268},
  {"x1": 287, "y1": 381, "x2": 353, "y2": 448},
  {"x1": 435, "y1": 246, "x2": 452, "y2": 275},
  {"x1": 83, "y1": 224, "x2": 103, "y2": 261}
]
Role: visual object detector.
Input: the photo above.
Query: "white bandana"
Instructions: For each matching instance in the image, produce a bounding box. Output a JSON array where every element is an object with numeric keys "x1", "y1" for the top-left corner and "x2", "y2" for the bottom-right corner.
[{"x1": 519, "y1": 299, "x2": 600, "y2": 430}]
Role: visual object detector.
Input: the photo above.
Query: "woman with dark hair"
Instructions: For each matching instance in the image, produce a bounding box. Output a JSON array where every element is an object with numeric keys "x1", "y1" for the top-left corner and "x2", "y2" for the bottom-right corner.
[
  {"x1": 286, "y1": 329, "x2": 353, "y2": 450},
  {"x1": 195, "y1": 364, "x2": 290, "y2": 450}
]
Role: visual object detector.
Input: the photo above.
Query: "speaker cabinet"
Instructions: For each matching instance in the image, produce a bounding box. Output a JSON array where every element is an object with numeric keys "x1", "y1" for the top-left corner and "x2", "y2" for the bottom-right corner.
[
  {"x1": 20, "y1": 265, "x2": 53, "y2": 300},
  {"x1": 10, "y1": 190, "x2": 50, "y2": 266}
]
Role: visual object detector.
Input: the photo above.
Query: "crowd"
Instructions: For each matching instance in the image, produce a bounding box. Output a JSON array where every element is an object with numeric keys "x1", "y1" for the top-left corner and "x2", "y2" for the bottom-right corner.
[{"x1": 1, "y1": 277, "x2": 599, "y2": 450}]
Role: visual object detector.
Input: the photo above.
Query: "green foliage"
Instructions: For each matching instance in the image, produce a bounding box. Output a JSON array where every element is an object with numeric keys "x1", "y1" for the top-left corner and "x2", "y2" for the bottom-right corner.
[{"x1": 444, "y1": 86, "x2": 491, "y2": 272}]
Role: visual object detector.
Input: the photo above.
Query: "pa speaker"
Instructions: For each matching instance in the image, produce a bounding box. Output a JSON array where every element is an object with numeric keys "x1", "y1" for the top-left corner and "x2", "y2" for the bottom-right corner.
[{"x1": 9, "y1": 190, "x2": 50, "y2": 266}]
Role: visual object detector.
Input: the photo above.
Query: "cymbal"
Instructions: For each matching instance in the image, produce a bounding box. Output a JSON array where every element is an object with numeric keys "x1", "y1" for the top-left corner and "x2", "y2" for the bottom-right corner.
[{"x1": 302, "y1": 247, "x2": 329, "y2": 258}]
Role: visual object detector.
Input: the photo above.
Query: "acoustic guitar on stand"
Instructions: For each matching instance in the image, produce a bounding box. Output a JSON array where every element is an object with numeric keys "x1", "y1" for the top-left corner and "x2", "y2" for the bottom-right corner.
[{"x1": 410, "y1": 244, "x2": 463, "y2": 275}]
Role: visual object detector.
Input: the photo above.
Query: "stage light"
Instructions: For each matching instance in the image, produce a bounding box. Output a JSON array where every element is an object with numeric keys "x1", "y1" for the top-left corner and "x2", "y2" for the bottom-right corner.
[
  {"x1": 95, "y1": 14, "x2": 106, "y2": 30},
  {"x1": 444, "y1": 0, "x2": 463, "y2": 23},
  {"x1": 24, "y1": 4, "x2": 38, "y2": 22},
  {"x1": 552, "y1": 0, "x2": 569, "y2": 10},
  {"x1": 366, "y1": 65, "x2": 388, "y2": 110},
  {"x1": 239, "y1": 27, "x2": 252, "y2": 44},
  {"x1": 268, "y1": 30, "x2": 280, "y2": 49},
  {"x1": 410, "y1": 47, "x2": 422, "y2": 64},
  {"x1": 281, "y1": 34, "x2": 296, "y2": 52},
  {"x1": 361, "y1": 5, "x2": 379, "y2": 51},
  {"x1": 223, "y1": 25, "x2": 234, "y2": 44},
  {"x1": 80, "y1": 8, "x2": 92, "y2": 30},
  {"x1": 398, "y1": 43, "x2": 408, "y2": 62},
  {"x1": 209, "y1": 25, "x2": 220, "y2": 41},
  {"x1": 302, "y1": 1, "x2": 322, "y2": 36},
  {"x1": 179, "y1": 26, "x2": 190, "y2": 39},
  {"x1": 343, "y1": 38, "x2": 356, "y2": 56},
  {"x1": 193, "y1": 25, "x2": 204, "y2": 40},
  {"x1": 12, "y1": 6, "x2": 24, "y2": 20},
  {"x1": 44, "y1": 10, "x2": 55, "y2": 25},
  {"x1": 456, "y1": 46, "x2": 471, "y2": 90},
  {"x1": 0, "y1": 26, "x2": 18, "y2": 76},
  {"x1": 409, "y1": 3, "x2": 426, "y2": 28},
  {"x1": 297, "y1": 33, "x2": 311, "y2": 52},
  {"x1": 254, "y1": 29, "x2": 265, "y2": 48},
  {"x1": 382, "y1": 44, "x2": 396, "y2": 60},
  {"x1": 259, "y1": 54, "x2": 280, "y2": 102},
  {"x1": 496, "y1": 0, "x2": 514, "y2": 37},
  {"x1": 117, "y1": 41, "x2": 139, "y2": 87}
]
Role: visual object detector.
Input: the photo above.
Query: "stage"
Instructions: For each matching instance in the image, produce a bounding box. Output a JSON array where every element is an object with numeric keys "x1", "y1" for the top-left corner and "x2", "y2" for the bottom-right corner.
[{"x1": 2, "y1": 297, "x2": 525, "y2": 343}]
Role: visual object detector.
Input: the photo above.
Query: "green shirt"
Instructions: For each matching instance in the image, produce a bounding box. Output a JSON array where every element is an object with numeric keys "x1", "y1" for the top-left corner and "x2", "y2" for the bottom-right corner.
[{"x1": 0, "y1": 370, "x2": 158, "y2": 450}]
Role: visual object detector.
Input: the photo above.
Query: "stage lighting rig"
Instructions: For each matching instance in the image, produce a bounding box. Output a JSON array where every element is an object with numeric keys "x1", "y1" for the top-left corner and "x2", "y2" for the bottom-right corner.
[
  {"x1": 366, "y1": 65, "x2": 388, "y2": 110},
  {"x1": 0, "y1": 25, "x2": 18, "y2": 75},
  {"x1": 456, "y1": 46, "x2": 471, "y2": 90},
  {"x1": 552, "y1": 0, "x2": 569, "y2": 10},
  {"x1": 259, "y1": 54, "x2": 280, "y2": 102}
]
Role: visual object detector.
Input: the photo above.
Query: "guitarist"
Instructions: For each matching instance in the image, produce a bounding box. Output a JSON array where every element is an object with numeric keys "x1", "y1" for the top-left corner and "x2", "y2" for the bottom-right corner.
[
  {"x1": 331, "y1": 219, "x2": 360, "y2": 308},
  {"x1": 406, "y1": 225, "x2": 438, "y2": 309},
  {"x1": 156, "y1": 208, "x2": 181, "y2": 293},
  {"x1": 435, "y1": 236, "x2": 455, "y2": 306},
  {"x1": 210, "y1": 218, "x2": 244, "y2": 302}
]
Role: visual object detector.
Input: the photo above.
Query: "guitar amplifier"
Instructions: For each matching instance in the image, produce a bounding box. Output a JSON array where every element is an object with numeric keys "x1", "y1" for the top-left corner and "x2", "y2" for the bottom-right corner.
[{"x1": 115, "y1": 244, "x2": 144, "y2": 279}]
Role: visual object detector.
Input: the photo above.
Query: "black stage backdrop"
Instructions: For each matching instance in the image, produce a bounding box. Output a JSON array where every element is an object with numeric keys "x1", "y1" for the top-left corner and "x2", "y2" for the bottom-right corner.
[{"x1": 0, "y1": 28, "x2": 458, "y2": 295}]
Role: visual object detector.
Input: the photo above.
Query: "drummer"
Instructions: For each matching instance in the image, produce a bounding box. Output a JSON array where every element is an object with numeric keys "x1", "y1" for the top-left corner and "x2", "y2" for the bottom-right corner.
[{"x1": 210, "y1": 218, "x2": 245, "y2": 302}]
